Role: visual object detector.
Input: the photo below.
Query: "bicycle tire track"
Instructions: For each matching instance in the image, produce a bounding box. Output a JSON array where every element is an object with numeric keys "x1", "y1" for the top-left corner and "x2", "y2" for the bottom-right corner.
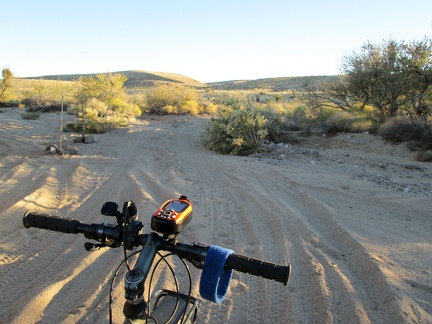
[
  {"x1": 243, "y1": 167, "x2": 406, "y2": 323},
  {"x1": 2, "y1": 113, "x2": 429, "y2": 323}
]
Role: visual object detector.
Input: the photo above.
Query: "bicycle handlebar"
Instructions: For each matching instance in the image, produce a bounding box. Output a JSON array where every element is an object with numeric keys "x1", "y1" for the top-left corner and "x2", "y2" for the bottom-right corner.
[{"x1": 23, "y1": 211, "x2": 291, "y2": 286}]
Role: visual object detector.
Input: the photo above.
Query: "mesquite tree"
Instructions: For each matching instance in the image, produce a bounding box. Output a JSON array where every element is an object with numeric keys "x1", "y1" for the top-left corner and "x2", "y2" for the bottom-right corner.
[{"x1": 304, "y1": 38, "x2": 432, "y2": 123}]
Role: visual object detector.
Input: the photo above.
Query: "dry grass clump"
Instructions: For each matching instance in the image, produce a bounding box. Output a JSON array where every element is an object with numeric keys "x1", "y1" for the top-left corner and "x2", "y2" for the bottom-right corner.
[
  {"x1": 21, "y1": 112, "x2": 40, "y2": 120},
  {"x1": 378, "y1": 117, "x2": 432, "y2": 162},
  {"x1": 378, "y1": 117, "x2": 431, "y2": 143},
  {"x1": 146, "y1": 84, "x2": 203, "y2": 115},
  {"x1": 319, "y1": 110, "x2": 372, "y2": 133}
]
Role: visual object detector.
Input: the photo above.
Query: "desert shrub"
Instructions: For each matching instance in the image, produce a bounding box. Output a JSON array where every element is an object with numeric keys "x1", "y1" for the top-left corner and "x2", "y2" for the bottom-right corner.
[
  {"x1": 314, "y1": 107, "x2": 339, "y2": 121},
  {"x1": 26, "y1": 104, "x2": 63, "y2": 112},
  {"x1": 160, "y1": 105, "x2": 177, "y2": 114},
  {"x1": 321, "y1": 111, "x2": 354, "y2": 133},
  {"x1": 110, "y1": 98, "x2": 141, "y2": 117},
  {"x1": 289, "y1": 105, "x2": 308, "y2": 120},
  {"x1": 259, "y1": 107, "x2": 291, "y2": 141},
  {"x1": 180, "y1": 100, "x2": 201, "y2": 115},
  {"x1": 204, "y1": 115, "x2": 232, "y2": 154},
  {"x1": 67, "y1": 104, "x2": 81, "y2": 115},
  {"x1": 23, "y1": 80, "x2": 75, "y2": 111},
  {"x1": 21, "y1": 112, "x2": 40, "y2": 120},
  {"x1": 407, "y1": 139, "x2": 432, "y2": 151},
  {"x1": 349, "y1": 119, "x2": 374, "y2": 133},
  {"x1": 280, "y1": 105, "x2": 308, "y2": 132},
  {"x1": 378, "y1": 117, "x2": 431, "y2": 143},
  {"x1": 416, "y1": 150, "x2": 432, "y2": 162},
  {"x1": 146, "y1": 84, "x2": 201, "y2": 115},
  {"x1": 210, "y1": 91, "x2": 244, "y2": 110},
  {"x1": 201, "y1": 101, "x2": 219, "y2": 115},
  {"x1": 0, "y1": 100, "x2": 21, "y2": 107},
  {"x1": 321, "y1": 111, "x2": 372, "y2": 133},
  {"x1": 205, "y1": 107, "x2": 269, "y2": 155},
  {"x1": 85, "y1": 98, "x2": 110, "y2": 120},
  {"x1": 64, "y1": 118, "x2": 126, "y2": 134},
  {"x1": 129, "y1": 93, "x2": 147, "y2": 111}
]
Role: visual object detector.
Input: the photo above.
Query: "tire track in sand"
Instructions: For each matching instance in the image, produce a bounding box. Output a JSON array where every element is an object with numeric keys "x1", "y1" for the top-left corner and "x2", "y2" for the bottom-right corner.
[
  {"x1": 1, "y1": 123, "x2": 151, "y2": 323},
  {"x1": 244, "y1": 167, "x2": 405, "y2": 323}
]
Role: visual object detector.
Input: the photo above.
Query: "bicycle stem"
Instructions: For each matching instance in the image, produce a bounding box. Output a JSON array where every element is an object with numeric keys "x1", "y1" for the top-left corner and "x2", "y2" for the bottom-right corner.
[{"x1": 124, "y1": 233, "x2": 161, "y2": 300}]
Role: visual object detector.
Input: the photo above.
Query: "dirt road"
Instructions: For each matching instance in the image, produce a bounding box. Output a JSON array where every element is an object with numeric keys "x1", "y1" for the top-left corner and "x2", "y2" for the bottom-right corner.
[{"x1": 0, "y1": 109, "x2": 431, "y2": 323}]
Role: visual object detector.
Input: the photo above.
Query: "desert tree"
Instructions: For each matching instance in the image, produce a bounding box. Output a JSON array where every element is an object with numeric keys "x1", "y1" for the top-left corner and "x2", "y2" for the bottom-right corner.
[
  {"x1": 343, "y1": 39, "x2": 412, "y2": 122},
  {"x1": 403, "y1": 38, "x2": 432, "y2": 121},
  {"x1": 0, "y1": 68, "x2": 13, "y2": 101},
  {"x1": 302, "y1": 76, "x2": 359, "y2": 116},
  {"x1": 75, "y1": 72, "x2": 128, "y2": 106},
  {"x1": 304, "y1": 37, "x2": 432, "y2": 123}
]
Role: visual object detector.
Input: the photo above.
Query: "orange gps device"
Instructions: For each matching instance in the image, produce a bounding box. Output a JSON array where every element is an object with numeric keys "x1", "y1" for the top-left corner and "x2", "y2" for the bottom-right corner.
[{"x1": 151, "y1": 196, "x2": 193, "y2": 235}]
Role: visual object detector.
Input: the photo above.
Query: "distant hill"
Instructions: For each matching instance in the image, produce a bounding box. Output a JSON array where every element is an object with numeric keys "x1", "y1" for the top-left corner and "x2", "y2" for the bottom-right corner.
[
  {"x1": 24, "y1": 70, "x2": 340, "y2": 91},
  {"x1": 207, "y1": 75, "x2": 340, "y2": 91},
  {"x1": 25, "y1": 70, "x2": 208, "y2": 88}
]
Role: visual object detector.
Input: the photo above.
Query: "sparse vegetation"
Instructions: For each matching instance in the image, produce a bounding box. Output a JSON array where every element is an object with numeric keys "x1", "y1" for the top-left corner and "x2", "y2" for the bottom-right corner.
[
  {"x1": 71, "y1": 73, "x2": 141, "y2": 135},
  {"x1": 378, "y1": 117, "x2": 432, "y2": 143},
  {"x1": 320, "y1": 111, "x2": 372, "y2": 133},
  {"x1": 145, "y1": 84, "x2": 202, "y2": 115},
  {"x1": 416, "y1": 150, "x2": 432, "y2": 162},
  {"x1": 2, "y1": 59, "x2": 430, "y2": 161},
  {"x1": 64, "y1": 118, "x2": 126, "y2": 134},
  {"x1": 21, "y1": 112, "x2": 40, "y2": 120}
]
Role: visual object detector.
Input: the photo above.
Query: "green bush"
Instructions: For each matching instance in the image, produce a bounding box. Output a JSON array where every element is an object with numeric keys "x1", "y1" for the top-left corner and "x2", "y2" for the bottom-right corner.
[
  {"x1": 259, "y1": 107, "x2": 291, "y2": 141},
  {"x1": 204, "y1": 115, "x2": 233, "y2": 154},
  {"x1": 64, "y1": 118, "x2": 126, "y2": 134},
  {"x1": 205, "y1": 107, "x2": 269, "y2": 155}
]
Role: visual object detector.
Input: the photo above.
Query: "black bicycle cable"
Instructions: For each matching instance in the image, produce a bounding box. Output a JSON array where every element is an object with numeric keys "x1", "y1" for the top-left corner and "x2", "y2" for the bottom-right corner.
[
  {"x1": 109, "y1": 249, "x2": 142, "y2": 324},
  {"x1": 148, "y1": 252, "x2": 193, "y2": 324},
  {"x1": 147, "y1": 252, "x2": 180, "y2": 324}
]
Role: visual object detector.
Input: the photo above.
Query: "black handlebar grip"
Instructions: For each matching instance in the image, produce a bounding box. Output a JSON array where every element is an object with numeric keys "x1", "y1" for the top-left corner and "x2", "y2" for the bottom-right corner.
[
  {"x1": 23, "y1": 211, "x2": 80, "y2": 234},
  {"x1": 226, "y1": 254, "x2": 291, "y2": 286}
]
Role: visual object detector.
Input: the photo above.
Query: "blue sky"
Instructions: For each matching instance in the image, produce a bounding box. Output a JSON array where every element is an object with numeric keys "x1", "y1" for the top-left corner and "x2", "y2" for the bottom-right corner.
[{"x1": 1, "y1": 0, "x2": 431, "y2": 82}]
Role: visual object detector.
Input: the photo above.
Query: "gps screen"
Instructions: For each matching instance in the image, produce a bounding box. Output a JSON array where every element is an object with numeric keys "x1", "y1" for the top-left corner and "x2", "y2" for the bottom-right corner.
[{"x1": 165, "y1": 201, "x2": 188, "y2": 212}]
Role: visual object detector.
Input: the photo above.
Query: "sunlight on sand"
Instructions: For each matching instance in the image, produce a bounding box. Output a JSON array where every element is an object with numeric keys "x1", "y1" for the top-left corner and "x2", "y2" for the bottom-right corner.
[{"x1": 12, "y1": 249, "x2": 110, "y2": 324}]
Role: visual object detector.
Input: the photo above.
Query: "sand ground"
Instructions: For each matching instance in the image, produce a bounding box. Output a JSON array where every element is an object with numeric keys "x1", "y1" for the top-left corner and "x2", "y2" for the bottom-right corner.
[{"x1": 0, "y1": 108, "x2": 431, "y2": 323}]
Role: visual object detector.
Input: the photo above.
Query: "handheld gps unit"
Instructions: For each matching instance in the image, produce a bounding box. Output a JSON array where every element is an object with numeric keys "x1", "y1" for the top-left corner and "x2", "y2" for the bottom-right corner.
[{"x1": 151, "y1": 196, "x2": 193, "y2": 235}]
